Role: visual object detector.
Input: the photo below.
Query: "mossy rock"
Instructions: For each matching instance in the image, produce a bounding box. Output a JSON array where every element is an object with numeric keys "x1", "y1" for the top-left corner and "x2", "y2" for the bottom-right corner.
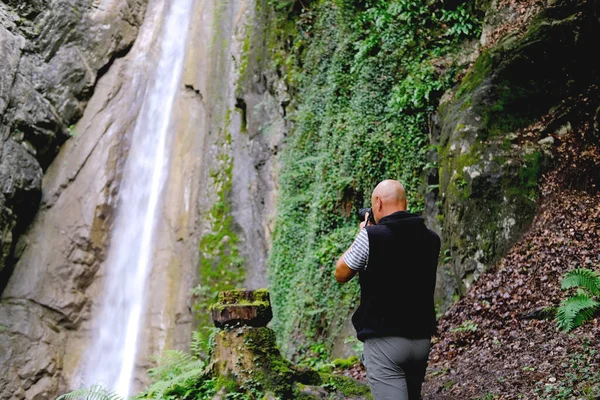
[
  {"x1": 211, "y1": 289, "x2": 273, "y2": 328},
  {"x1": 433, "y1": 0, "x2": 600, "y2": 310},
  {"x1": 332, "y1": 356, "x2": 360, "y2": 369},
  {"x1": 217, "y1": 288, "x2": 270, "y2": 305},
  {"x1": 320, "y1": 373, "x2": 373, "y2": 399},
  {"x1": 210, "y1": 320, "x2": 369, "y2": 399},
  {"x1": 213, "y1": 326, "x2": 324, "y2": 397}
]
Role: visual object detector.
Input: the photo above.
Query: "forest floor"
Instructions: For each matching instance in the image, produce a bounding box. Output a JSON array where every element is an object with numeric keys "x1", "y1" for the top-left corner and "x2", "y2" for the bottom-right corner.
[{"x1": 421, "y1": 97, "x2": 600, "y2": 399}]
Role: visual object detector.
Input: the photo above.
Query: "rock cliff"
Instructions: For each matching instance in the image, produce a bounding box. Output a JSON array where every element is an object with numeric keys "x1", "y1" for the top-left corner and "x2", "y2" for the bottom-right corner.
[
  {"x1": 1, "y1": 1, "x2": 148, "y2": 398},
  {"x1": 0, "y1": 0, "x2": 287, "y2": 398},
  {"x1": 428, "y1": 0, "x2": 600, "y2": 311},
  {"x1": 0, "y1": 0, "x2": 147, "y2": 283}
]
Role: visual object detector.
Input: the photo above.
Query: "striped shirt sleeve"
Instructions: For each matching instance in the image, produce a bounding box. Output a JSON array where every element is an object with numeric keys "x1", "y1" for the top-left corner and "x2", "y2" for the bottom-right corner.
[{"x1": 343, "y1": 229, "x2": 369, "y2": 271}]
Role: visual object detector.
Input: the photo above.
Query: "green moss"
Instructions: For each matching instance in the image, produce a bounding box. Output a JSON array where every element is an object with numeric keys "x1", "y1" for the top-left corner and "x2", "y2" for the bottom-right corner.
[
  {"x1": 239, "y1": 33, "x2": 252, "y2": 80},
  {"x1": 236, "y1": 25, "x2": 254, "y2": 99},
  {"x1": 332, "y1": 355, "x2": 359, "y2": 369},
  {"x1": 479, "y1": 81, "x2": 535, "y2": 138},
  {"x1": 520, "y1": 150, "x2": 543, "y2": 196},
  {"x1": 456, "y1": 51, "x2": 493, "y2": 99},
  {"x1": 458, "y1": 95, "x2": 473, "y2": 111},
  {"x1": 506, "y1": 150, "x2": 543, "y2": 200},
  {"x1": 292, "y1": 388, "x2": 321, "y2": 400},
  {"x1": 215, "y1": 375, "x2": 241, "y2": 393},
  {"x1": 242, "y1": 327, "x2": 295, "y2": 395},
  {"x1": 320, "y1": 374, "x2": 372, "y2": 398},
  {"x1": 216, "y1": 289, "x2": 271, "y2": 306},
  {"x1": 194, "y1": 110, "x2": 245, "y2": 329},
  {"x1": 443, "y1": 145, "x2": 481, "y2": 200}
]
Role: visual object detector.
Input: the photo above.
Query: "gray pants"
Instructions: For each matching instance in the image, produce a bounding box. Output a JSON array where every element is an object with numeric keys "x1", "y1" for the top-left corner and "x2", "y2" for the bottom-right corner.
[{"x1": 363, "y1": 336, "x2": 431, "y2": 400}]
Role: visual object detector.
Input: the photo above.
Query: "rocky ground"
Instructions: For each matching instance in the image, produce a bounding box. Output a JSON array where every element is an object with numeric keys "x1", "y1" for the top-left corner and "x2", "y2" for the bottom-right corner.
[{"x1": 421, "y1": 92, "x2": 600, "y2": 399}]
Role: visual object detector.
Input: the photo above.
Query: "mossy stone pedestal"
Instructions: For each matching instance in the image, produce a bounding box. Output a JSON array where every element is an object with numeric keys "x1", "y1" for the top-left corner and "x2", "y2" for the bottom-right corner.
[
  {"x1": 210, "y1": 289, "x2": 371, "y2": 399},
  {"x1": 211, "y1": 289, "x2": 320, "y2": 397},
  {"x1": 211, "y1": 289, "x2": 273, "y2": 328}
]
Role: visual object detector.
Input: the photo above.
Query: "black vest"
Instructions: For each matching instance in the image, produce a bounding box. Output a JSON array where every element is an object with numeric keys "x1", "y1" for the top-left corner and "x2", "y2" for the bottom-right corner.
[{"x1": 351, "y1": 211, "x2": 441, "y2": 341}]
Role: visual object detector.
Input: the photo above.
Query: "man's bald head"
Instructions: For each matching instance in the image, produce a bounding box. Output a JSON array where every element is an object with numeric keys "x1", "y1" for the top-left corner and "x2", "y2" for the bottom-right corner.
[{"x1": 370, "y1": 180, "x2": 407, "y2": 222}]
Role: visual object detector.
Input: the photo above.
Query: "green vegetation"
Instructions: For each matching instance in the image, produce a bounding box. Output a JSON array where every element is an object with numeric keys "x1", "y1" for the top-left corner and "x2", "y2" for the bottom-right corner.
[
  {"x1": 137, "y1": 348, "x2": 211, "y2": 399},
  {"x1": 455, "y1": 50, "x2": 492, "y2": 99},
  {"x1": 56, "y1": 385, "x2": 122, "y2": 400},
  {"x1": 321, "y1": 374, "x2": 373, "y2": 398},
  {"x1": 68, "y1": 124, "x2": 77, "y2": 137},
  {"x1": 193, "y1": 112, "x2": 245, "y2": 330},
  {"x1": 535, "y1": 338, "x2": 600, "y2": 399},
  {"x1": 556, "y1": 268, "x2": 600, "y2": 332},
  {"x1": 450, "y1": 319, "x2": 478, "y2": 333},
  {"x1": 267, "y1": 0, "x2": 482, "y2": 359},
  {"x1": 332, "y1": 355, "x2": 359, "y2": 369}
]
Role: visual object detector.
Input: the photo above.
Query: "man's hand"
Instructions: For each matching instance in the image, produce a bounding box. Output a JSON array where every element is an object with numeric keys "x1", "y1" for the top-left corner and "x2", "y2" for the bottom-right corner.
[{"x1": 359, "y1": 211, "x2": 370, "y2": 230}]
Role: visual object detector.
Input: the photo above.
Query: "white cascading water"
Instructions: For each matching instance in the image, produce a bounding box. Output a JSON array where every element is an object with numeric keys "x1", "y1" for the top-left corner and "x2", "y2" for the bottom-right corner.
[{"x1": 80, "y1": 0, "x2": 194, "y2": 396}]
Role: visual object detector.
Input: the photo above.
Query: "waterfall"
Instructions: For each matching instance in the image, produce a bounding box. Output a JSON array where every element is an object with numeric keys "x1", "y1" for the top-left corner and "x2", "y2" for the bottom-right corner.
[{"x1": 79, "y1": 0, "x2": 194, "y2": 396}]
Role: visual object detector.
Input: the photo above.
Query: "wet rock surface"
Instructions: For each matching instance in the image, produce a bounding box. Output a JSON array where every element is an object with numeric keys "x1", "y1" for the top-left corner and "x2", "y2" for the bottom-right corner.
[
  {"x1": 0, "y1": 0, "x2": 147, "y2": 286},
  {"x1": 0, "y1": 1, "x2": 151, "y2": 398}
]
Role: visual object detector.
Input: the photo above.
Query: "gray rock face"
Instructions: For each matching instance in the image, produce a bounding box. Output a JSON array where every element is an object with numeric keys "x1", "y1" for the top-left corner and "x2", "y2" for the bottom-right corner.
[
  {"x1": 0, "y1": 0, "x2": 149, "y2": 398},
  {"x1": 188, "y1": 0, "x2": 287, "y2": 291},
  {"x1": 428, "y1": 0, "x2": 600, "y2": 311},
  {"x1": 0, "y1": 0, "x2": 147, "y2": 283},
  {"x1": 0, "y1": 139, "x2": 42, "y2": 280},
  {"x1": 0, "y1": 299, "x2": 67, "y2": 399}
]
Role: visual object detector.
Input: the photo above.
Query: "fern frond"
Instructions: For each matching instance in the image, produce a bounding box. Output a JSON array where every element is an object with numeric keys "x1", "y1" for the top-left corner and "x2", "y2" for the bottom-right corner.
[
  {"x1": 191, "y1": 328, "x2": 217, "y2": 357},
  {"x1": 56, "y1": 384, "x2": 123, "y2": 400},
  {"x1": 561, "y1": 268, "x2": 600, "y2": 296},
  {"x1": 148, "y1": 350, "x2": 196, "y2": 379},
  {"x1": 572, "y1": 306, "x2": 598, "y2": 328},
  {"x1": 556, "y1": 293, "x2": 599, "y2": 332},
  {"x1": 190, "y1": 330, "x2": 204, "y2": 357},
  {"x1": 146, "y1": 365, "x2": 208, "y2": 398}
]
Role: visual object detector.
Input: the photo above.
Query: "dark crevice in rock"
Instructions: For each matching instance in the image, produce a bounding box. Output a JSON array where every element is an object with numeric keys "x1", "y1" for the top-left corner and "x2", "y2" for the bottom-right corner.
[
  {"x1": 185, "y1": 83, "x2": 203, "y2": 100},
  {"x1": 3, "y1": 0, "x2": 45, "y2": 21},
  {"x1": 281, "y1": 99, "x2": 289, "y2": 118},
  {"x1": 93, "y1": 42, "x2": 134, "y2": 90},
  {"x1": 0, "y1": 138, "x2": 42, "y2": 294},
  {"x1": 0, "y1": 259, "x2": 16, "y2": 295},
  {"x1": 235, "y1": 97, "x2": 247, "y2": 132}
]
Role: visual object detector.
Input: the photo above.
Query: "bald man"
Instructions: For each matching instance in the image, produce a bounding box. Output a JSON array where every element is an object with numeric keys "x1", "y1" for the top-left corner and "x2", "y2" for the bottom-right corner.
[{"x1": 335, "y1": 180, "x2": 441, "y2": 400}]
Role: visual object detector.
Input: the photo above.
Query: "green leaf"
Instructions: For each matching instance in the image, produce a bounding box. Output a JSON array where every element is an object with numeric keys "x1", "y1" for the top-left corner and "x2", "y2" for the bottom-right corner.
[
  {"x1": 556, "y1": 293, "x2": 599, "y2": 332},
  {"x1": 56, "y1": 385, "x2": 123, "y2": 400},
  {"x1": 561, "y1": 268, "x2": 600, "y2": 296}
]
